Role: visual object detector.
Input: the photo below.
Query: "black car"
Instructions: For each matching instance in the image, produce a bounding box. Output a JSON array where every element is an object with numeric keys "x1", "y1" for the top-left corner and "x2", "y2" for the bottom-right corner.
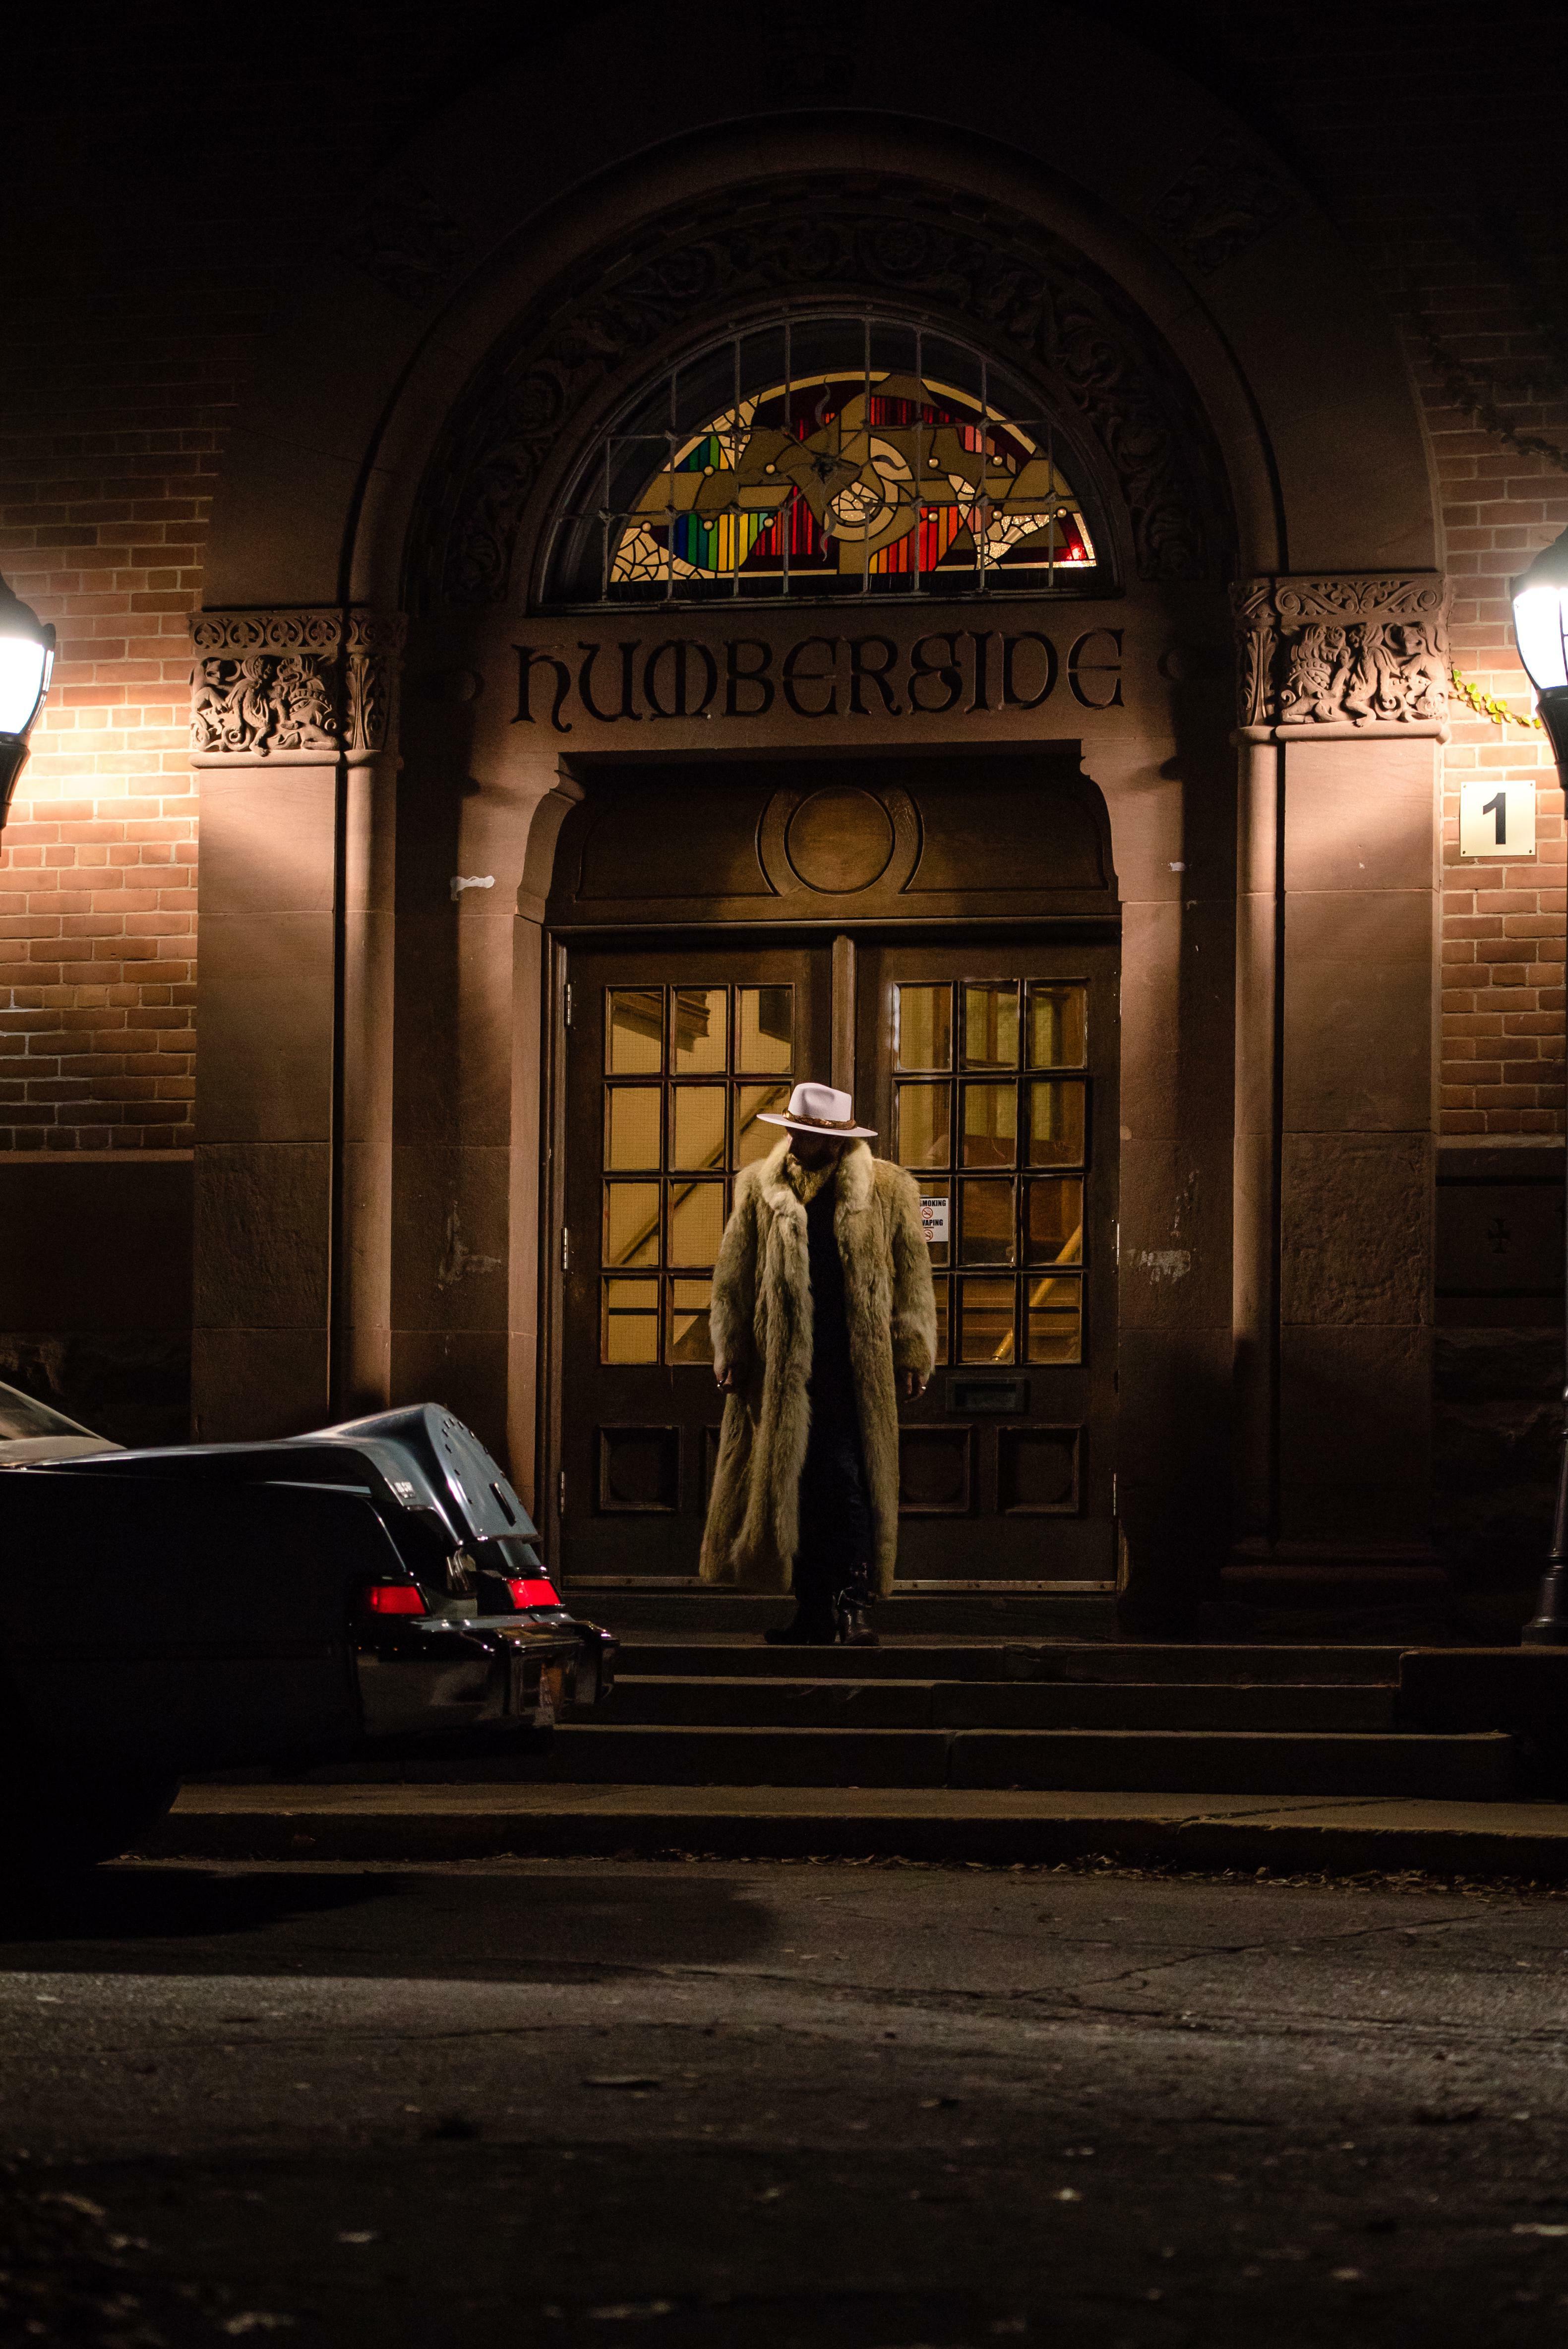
[
  {"x1": 0, "y1": 1402, "x2": 614, "y2": 1871},
  {"x1": 0, "y1": 1378, "x2": 121, "y2": 1464}
]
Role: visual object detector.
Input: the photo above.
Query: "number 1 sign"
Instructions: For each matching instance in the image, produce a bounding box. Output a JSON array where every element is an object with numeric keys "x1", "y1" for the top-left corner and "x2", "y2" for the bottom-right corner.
[{"x1": 1459, "y1": 778, "x2": 1536, "y2": 859}]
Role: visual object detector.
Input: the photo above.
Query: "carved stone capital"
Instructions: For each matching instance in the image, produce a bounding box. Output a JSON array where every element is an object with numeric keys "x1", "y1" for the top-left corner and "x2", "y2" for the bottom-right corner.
[
  {"x1": 189, "y1": 608, "x2": 409, "y2": 759},
  {"x1": 344, "y1": 611, "x2": 408, "y2": 756},
  {"x1": 1231, "y1": 574, "x2": 1450, "y2": 734}
]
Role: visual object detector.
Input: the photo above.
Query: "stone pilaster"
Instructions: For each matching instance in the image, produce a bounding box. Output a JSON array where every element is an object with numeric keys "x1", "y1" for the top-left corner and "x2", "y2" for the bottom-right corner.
[
  {"x1": 188, "y1": 607, "x2": 406, "y2": 1442},
  {"x1": 1230, "y1": 574, "x2": 1449, "y2": 1557}
]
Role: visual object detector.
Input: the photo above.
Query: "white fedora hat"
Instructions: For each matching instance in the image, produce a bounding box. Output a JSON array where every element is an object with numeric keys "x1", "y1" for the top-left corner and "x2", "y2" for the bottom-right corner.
[{"x1": 757, "y1": 1081, "x2": 877, "y2": 1140}]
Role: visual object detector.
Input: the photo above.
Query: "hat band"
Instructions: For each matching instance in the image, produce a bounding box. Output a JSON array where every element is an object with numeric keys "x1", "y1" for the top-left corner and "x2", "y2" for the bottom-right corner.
[{"x1": 790, "y1": 1111, "x2": 859, "y2": 1129}]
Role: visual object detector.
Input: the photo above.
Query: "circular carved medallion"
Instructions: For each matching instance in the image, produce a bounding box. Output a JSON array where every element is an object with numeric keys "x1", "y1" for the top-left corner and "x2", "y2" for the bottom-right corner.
[{"x1": 784, "y1": 786, "x2": 897, "y2": 894}]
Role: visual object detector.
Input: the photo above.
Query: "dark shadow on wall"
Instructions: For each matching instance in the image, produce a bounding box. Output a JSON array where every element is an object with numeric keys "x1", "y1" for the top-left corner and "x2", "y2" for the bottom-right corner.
[
  {"x1": 383, "y1": 635, "x2": 512, "y2": 1463},
  {"x1": 0, "y1": 1159, "x2": 192, "y2": 1446},
  {"x1": 1434, "y1": 1144, "x2": 1564, "y2": 1626}
]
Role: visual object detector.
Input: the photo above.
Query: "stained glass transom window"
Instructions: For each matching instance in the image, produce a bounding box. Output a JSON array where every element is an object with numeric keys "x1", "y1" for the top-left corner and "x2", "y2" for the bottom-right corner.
[{"x1": 546, "y1": 315, "x2": 1100, "y2": 606}]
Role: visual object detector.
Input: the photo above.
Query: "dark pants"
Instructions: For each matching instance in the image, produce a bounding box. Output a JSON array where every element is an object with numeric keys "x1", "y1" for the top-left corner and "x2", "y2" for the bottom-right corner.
[
  {"x1": 792, "y1": 1385, "x2": 871, "y2": 1618},
  {"x1": 791, "y1": 1174, "x2": 872, "y2": 1620}
]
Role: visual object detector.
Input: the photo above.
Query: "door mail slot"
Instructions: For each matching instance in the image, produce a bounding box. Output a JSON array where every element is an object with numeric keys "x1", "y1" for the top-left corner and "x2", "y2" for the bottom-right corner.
[{"x1": 948, "y1": 1377, "x2": 1029, "y2": 1416}]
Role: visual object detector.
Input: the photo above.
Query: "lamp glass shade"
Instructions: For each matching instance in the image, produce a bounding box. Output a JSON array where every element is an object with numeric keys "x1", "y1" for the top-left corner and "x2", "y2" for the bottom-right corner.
[
  {"x1": 1514, "y1": 584, "x2": 1568, "y2": 696},
  {"x1": 0, "y1": 635, "x2": 52, "y2": 737}
]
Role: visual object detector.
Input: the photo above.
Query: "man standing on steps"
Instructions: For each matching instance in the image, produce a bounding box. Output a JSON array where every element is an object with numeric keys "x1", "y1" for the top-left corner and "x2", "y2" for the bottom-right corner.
[{"x1": 701, "y1": 1082, "x2": 937, "y2": 1646}]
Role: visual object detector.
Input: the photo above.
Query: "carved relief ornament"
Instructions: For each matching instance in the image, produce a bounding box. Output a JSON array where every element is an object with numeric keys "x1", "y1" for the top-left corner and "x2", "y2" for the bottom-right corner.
[
  {"x1": 1151, "y1": 137, "x2": 1294, "y2": 278},
  {"x1": 1231, "y1": 574, "x2": 1451, "y2": 735},
  {"x1": 189, "y1": 609, "x2": 408, "y2": 759},
  {"x1": 410, "y1": 177, "x2": 1232, "y2": 608}
]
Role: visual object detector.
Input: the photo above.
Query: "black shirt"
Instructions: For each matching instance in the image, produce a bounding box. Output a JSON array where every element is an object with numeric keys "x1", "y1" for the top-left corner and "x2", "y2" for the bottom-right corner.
[{"x1": 804, "y1": 1177, "x2": 856, "y2": 1409}]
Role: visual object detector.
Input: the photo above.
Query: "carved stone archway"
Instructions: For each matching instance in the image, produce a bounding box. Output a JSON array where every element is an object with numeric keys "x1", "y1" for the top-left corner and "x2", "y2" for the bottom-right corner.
[{"x1": 406, "y1": 174, "x2": 1235, "y2": 614}]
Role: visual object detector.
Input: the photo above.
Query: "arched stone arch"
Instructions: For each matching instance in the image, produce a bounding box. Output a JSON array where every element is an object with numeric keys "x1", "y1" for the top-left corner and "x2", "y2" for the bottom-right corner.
[{"x1": 403, "y1": 172, "x2": 1237, "y2": 612}]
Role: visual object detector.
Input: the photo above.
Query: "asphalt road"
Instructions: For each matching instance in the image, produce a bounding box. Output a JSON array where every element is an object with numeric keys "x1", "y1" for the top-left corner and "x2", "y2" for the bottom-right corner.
[{"x1": 3, "y1": 1859, "x2": 1568, "y2": 2347}]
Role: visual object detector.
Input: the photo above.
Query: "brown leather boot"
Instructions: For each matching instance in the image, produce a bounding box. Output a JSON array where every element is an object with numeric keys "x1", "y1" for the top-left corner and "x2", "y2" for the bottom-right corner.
[{"x1": 835, "y1": 1570, "x2": 879, "y2": 1647}]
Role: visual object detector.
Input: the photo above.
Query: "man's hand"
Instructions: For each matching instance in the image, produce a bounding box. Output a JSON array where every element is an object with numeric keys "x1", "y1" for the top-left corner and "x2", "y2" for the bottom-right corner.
[
  {"x1": 715, "y1": 1358, "x2": 742, "y2": 1394},
  {"x1": 900, "y1": 1369, "x2": 927, "y2": 1402}
]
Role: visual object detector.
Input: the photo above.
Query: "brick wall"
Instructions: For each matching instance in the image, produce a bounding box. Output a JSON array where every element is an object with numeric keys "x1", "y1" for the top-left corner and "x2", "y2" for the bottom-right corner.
[
  {"x1": 0, "y1": 424, "x2": 216, "y2": 1150},
  {"x1": 1426, "y1": 365, "x2": 1568, "y2": 1138},
  {"x1": 1116, "y1": 0, "x2": 1568, "y2": 1139},
  {"x1": 0, "y1": 0, "x2": 564, "y2": 1157}
]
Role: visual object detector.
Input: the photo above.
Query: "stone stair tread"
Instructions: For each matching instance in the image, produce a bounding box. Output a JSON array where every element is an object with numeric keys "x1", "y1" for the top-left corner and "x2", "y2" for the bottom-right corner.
[
  {"x1": 614, "y1": 1672, "x2": 1387, "y2": 1689},
  {"x1": 603, "y1": 1676, "x2": 1399, "y2": 1733},
  {"x1": 555, "y1": 1723, "x2": 1504, "y2": 1745},
  {"x1": 154, "y1": 1783, "x2": 1568, "y2": 1870},
  {"x1": 536, "y1": 1722, "x2": 1511, "y2": 1800},
  {"x1": 613, "y1": 1640, "x2": 1404, "y2": 1686}
]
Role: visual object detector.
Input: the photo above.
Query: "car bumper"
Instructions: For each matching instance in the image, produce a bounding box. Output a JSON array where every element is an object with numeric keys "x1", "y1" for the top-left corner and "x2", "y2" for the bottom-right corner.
[{"x1": 355, "y1": 1610, "x2": 617, "y2": 1741}]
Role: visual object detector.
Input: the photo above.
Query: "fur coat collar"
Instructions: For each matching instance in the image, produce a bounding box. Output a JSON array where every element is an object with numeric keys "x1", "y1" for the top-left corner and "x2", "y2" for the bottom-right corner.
[{"x1": 700, "y1": 1136, "x2": 937, "y2": 1596}]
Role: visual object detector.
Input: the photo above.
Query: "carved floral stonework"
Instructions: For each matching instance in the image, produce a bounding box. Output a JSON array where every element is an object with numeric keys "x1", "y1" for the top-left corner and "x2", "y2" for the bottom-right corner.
[
  {"x1": 1231, "y1": 574, "x2": 1451, "y2": 730},
  {"x1": 409, "y1": 176, "x2": 1233, "y2": 608},
  {"x1": 1152, "y1": 138, "x2": 1294, "y2": 278},
  {"x1": 189, "y1": 609, "x2": 408, "y2": 756},
  {"x1": 342, "y1": 183, "x2": 467, "y2": 306},
  {"x1": 344, "y1": 611, "x2": 407, "y2": 754}
]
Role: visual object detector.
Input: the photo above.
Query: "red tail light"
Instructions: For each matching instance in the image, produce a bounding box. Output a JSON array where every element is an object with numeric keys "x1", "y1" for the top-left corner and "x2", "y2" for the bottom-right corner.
[
  {"x1": 505, "y1": 1576, "x2": 560, "y2": 1609},
  {"x1": 363, "y1": 1582, "x2": 426, "y2": 1615}
]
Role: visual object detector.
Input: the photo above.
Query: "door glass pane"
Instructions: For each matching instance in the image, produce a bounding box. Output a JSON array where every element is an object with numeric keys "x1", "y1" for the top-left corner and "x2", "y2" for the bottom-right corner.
[
  {"x1": 602, "y1": 1276, "x2": 659, "y2": 1363},
  {"x1": 962, "y1": 983, "x2": 1020, "y2": 1069},
  {"x1": 1025, "y1": 1176, "x2": 1084, "y2": 1264},
  {"x1": 670, "y1": 1084, "x2": 726, "y2": 1171},
  {"x1": 667, "y1": 1277, "x2": 714, "y2": 1363},
  {"x1": 1027, "y1": 1079, "x2": 1086, "y2": 1167},
  {"x1": 736, "y1": 1083, "x2": 790, "y2": 1165},
  {"x1": 737, "y1": 986, "x2": 793, "y2": 1074},
  {"x1": 1027, "y1": 1273, "x2": 1083, "y2": 1364},
  {"x1": 1027, "y1": 983, "x2": 1087, "y2": 1069},
  {"x1": 672, "y1": 987, "x2": 726, "y2": 1073},
  {"x1": 894, "y1": 984, "x2": 951, "y2": 1071},
  {"x1": 932, "y1": 1279, "x2": 950, "y2": 1366},
  {"x1": 606, "y1": 1086, "x2": 662, "y2": 1170},
  {"x1": 668, "y1": 1180, "x2": 726, "y2": 1267},
  {"x1": 960, "y1": 1178, "x2": 1015, "y2": 1265},
  {"x1": 962, "y1": 1082, "x2": 1017, "y2": 1167},
  {"x1": 916, "y1": 1174, "x2": 950, "y2": 1266},
  {"x1": 959, "y1": 1275, "x2": 1015, "y2": 1364},
  {"x1": 896, "y1": 1082, "x2": 951, "y2": 1168},
  {"x1": 603, "y1": 1181, "x2": 660, "y2": 1267},
  {"x1": 607, "y1": 988, "x2": 663, "y2": 1074}
]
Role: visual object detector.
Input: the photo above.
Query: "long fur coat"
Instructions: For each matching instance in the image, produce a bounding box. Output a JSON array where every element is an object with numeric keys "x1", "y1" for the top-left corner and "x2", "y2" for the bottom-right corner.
[{"x1": 700, "y1": 1137, "x2": 937, "y2": 1597}]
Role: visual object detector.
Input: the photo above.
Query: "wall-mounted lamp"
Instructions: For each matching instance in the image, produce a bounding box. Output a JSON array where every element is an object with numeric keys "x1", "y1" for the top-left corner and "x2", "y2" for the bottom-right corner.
[
  {"x1": 1513, "y1": 529, "x2": 1568, "y2": 767},
  {"x1": 0, "y1": 572, "x2": 57, "y2": 832}
]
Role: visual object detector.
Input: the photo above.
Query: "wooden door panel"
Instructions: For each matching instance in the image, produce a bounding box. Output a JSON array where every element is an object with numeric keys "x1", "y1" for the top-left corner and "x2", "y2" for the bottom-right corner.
[
  {"x1": 560, "y1": 943, "x2": 832, "y2": 1582},
  {"x1": 857, "y1": 940, "x2": 1119, "y2": 1585}
]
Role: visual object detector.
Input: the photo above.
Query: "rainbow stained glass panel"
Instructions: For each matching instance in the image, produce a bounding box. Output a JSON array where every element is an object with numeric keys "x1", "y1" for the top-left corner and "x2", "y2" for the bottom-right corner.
[{"x1": 553, "y1": 318, "x2": 1099, "y2": 604}]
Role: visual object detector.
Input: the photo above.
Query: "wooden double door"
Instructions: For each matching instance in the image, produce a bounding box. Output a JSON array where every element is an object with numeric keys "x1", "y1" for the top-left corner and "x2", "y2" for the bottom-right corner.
[{"x1": 554, "y1": 932, "x2": 1119, "y2": 1588}]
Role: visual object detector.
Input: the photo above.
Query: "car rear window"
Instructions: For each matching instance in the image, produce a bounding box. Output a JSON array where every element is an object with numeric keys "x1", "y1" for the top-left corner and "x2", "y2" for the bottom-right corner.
[{"x1": 0, "y1": 1384, "x2": 97, "y2": 1441}]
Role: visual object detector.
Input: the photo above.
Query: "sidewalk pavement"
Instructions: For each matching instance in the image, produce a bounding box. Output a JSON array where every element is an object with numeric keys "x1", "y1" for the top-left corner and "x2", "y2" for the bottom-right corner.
[{"x1": 149, "y1": 1782, "x2": 1568, "y2": 1876}]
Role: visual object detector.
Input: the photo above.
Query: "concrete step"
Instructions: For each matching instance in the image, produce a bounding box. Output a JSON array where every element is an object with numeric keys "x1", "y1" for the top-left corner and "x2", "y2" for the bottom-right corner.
[
  {"x1": 573, "y1": 1589, "x2": 1120, "y2": 1640},
  {"x1": 531, "y1": 1723, "x2": 1510, "y2": 1800},
  {"x1": 614, "y1": 1640, "x2": 1405, "y2": 1686},
  {"x1": 158, "y1": 1782, "x2": 1568, "y2": 1874},
  {"x1": 608, "y1": 1674, "x2": 1399, "y2": 1734}
]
